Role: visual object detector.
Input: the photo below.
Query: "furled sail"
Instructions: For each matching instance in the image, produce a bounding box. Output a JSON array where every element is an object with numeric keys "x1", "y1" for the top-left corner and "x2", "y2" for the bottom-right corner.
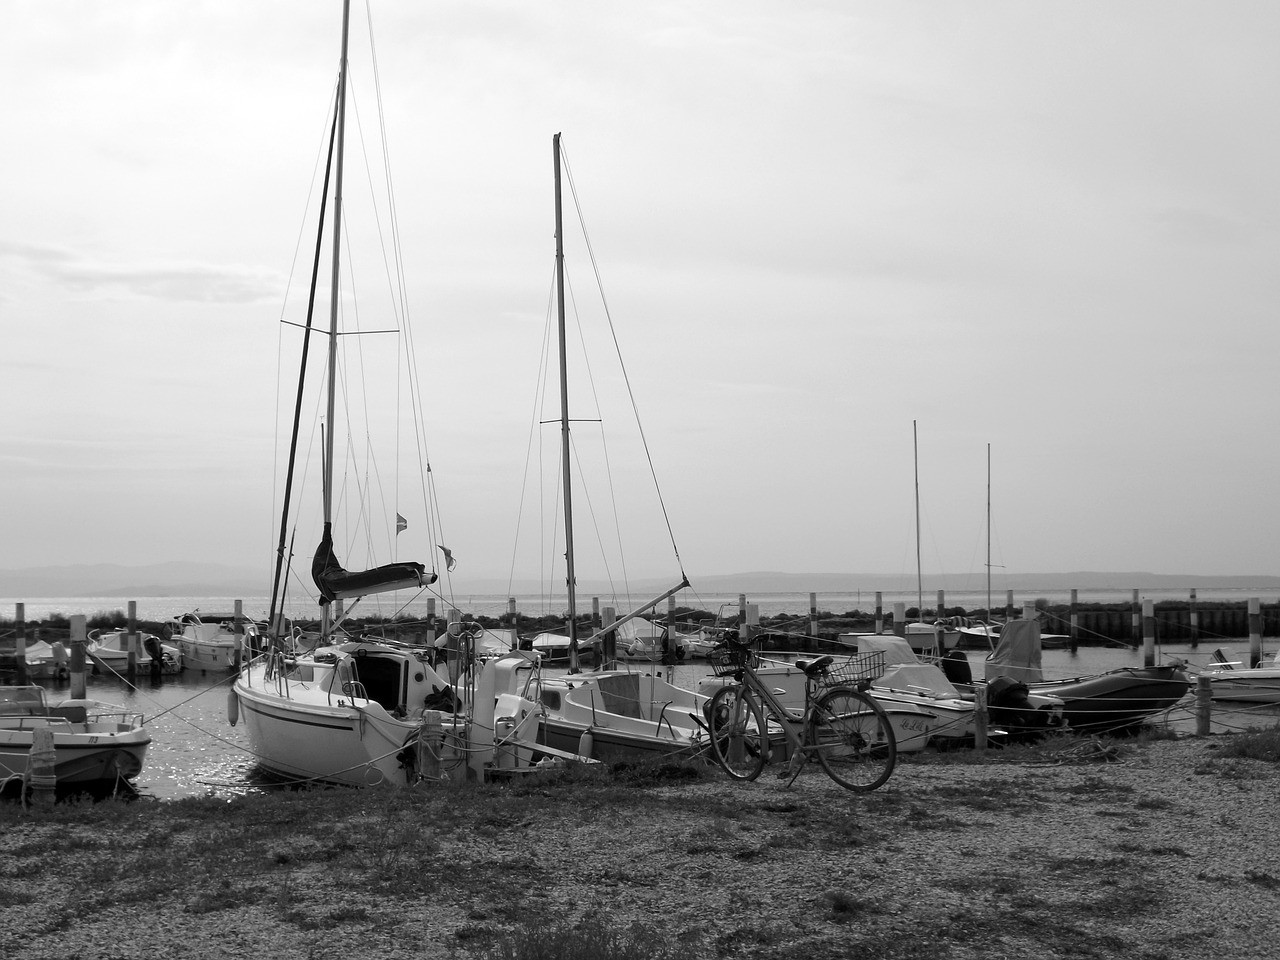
[{"x1": 311, "y1": 522, "x2": 434, "y2": 604}]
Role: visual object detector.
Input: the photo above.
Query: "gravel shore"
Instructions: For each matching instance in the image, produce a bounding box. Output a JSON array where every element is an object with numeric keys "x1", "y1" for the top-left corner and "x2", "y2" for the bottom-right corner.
[{"x1": 2, "y1": 734, "x2": 1277, "y2": 959}]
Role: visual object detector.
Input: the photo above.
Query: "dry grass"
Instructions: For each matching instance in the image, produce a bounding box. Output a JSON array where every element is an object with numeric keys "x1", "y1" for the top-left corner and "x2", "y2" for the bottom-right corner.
[{"x1": 2, "y1": 734, "x2": 1278, "y2": 959}]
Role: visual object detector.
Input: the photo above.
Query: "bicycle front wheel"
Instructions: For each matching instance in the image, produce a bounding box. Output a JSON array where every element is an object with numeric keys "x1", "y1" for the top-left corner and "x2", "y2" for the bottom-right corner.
[
  {"x1": 707, "y1": 684, "x2": 769, "y2": 781},
  {"x1": 809, "y1": 687, "x2": 896, "y2": 792}
]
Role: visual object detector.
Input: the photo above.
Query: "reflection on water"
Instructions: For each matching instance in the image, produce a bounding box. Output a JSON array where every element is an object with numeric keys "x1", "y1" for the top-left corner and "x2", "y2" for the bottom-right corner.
[{"x1": 23, "y1": 637, "x2": 1278, "y2": 800}]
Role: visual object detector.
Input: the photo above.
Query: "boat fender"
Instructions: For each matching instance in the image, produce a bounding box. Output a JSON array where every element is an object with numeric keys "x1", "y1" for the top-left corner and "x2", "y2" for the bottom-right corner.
[
  {"x1": 227, "y1": 688, "x2": 239, "y2": 726},
  {"x1": 578, "y1": 729, "x2": 594, "y2": 760}
]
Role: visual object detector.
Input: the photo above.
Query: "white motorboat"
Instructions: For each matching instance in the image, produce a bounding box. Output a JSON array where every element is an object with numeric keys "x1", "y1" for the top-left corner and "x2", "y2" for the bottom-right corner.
[
  {"x1": 167, "y1": 613, "x2": 254, "y2": 673},
  {"x1": 837, "y1": 620, "x2": 961, "y2": 656},
  {"x1": 1200, "y1": 649, "x2": 1280, "y2": 703},
  {"x1": 87, "y1": 628, "x2": 183, "y2": 676},
  {"x1": 4, "y1": 640, "x2": 71, "y2": 682},
  {"x1": 0, "y1": 685, "x2": 149, "y2": 791},
  {"x1": 527, "y1": 666, "x2": 710, "y2": 764}
]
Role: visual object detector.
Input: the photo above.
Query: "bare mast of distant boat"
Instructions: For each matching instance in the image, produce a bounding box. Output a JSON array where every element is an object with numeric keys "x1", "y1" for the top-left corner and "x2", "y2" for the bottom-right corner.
[{"x1": 550, "y1": 134, "x2": 688, "y2": 670}]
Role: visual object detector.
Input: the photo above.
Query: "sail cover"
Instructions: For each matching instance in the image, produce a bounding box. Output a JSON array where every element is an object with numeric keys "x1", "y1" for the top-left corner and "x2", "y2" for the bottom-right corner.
[{"x1": 312, "y1": 522, "x2": 434, "y2": 604}]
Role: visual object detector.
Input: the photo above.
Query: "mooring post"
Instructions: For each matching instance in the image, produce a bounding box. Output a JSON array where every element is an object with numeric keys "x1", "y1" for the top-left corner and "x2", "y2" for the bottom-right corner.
[
  {"x1": 892, "y1": 602, "x2": 906, "y2": 638},
  {"x1": 124, "y1": 600, "x2": 138, "y2": 681},
  {"x1": 1248, "y1": 598, "x2": 1262, "y2": 668},
  {"x1": 1004, "y1": 591, "x2": 1014, "y2": 622},
  {"x1": 29, "y1": 726, "x2": 58, "y2": 805},
  {"x1": 1131, "y1": 589, "x2": 1140, "y2": 645},
  {"x1": 738, "y1": 593, "x2": 747, "y2": 628},
  {"x1": 446, "y1": 608, "x2": 462, "y2": 682},
  {"x1": 14, "y1": 602, "x2": 28, "y2": 685},
  {"x1": 602, "y1": 606, "x2": 617, "y2": 669},
  {"x1": 1069, "y1": 589, "x2": 1079, "y2": 654},
  {"x1": 69, "y1": 615, "x2": 87, "y2": 699},
  {"x1": 426, "y1": 598, "x2": 437, "y2": 647},
  {"x1": 973, "y1": 686, "x2": 988, "y2": 752},
  {"x1": 507, "y1": 597, "x2": 518, "y2": 652},
  {"x1": 1142, "y1": 599, "x2": 1155, "y2": 667},
  {"x1": 809, "y1": 592, "x2": 818, "y2": 649},
  {"x1": 874, "y1": 592, "x2": 883, "y2": 635},
  {"x1": 419, "y1": 711, "x2": 443, "y2": 781},
  {"x1": 667, "y1": 593, "x2": 679, "y2": 675},
  {"x1": 937, "y1": 589, "x2": 945, "y2": 620},
  {"x1": 1195, "y1": 674, "x2": 1212, "y2": 737},
  {"x1": 1189, "y1": 588, "x2": 1199, "y2": 649}
]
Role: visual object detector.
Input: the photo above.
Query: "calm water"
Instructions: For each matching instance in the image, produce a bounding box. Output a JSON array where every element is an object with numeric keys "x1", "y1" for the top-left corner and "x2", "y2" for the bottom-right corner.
[{"x1": 22, "y1": 638, "x2": 1278, "y2": 801}]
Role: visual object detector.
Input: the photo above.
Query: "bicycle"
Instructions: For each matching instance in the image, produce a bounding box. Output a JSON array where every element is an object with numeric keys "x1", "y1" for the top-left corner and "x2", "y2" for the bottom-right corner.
[{"x1": 704, "y1": 634, "x2": 896, "y2": 792}]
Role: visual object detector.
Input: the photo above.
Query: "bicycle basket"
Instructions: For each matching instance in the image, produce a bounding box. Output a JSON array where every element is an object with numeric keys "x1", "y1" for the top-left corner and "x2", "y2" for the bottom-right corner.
[
  {"x1": 708, "y1": 642, "x2": 757, "y2": 676},
  {"x1": 820, "y1": 651, "x2": 885, "y2": 689}
]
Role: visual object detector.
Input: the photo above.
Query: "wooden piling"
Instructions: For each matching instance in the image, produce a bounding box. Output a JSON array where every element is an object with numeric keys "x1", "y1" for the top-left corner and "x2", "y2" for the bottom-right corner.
[
  {"x1": 809, "y1": 593, "x2": 818, "y2": 646},
  {"x1": 892, "y1": 602, "x2": 906, "y2": 637},
  {"x1": 1142, "y1": 599, "x2": 1155, "y2": 667},
  {"x1": 14, "y1": 602, "x2": 28, "y2": 685},
  {"x1": 426, "y1": 598, "x2": 437, "y2": 647},
  {"x1": 1131, "y1": 589, "x2": 1140, "y2": 645},
  {"x1": 602, "y1": 606, "x2": 617, "y2": 669},
  {"x1": 1069, "y1": 589, "x2": 1079, "y2": 653},
  {"x1": 874, "y1": 592, "x2": 883, "y2": 634},
  {"x1": 126, "y1": 600, "x2": 138, "y2": 681},
  {"x1": 1249, "y1": 598, "x2": 1262, "y2": 668},
  {"x1": 1004, "y1": 591, "x2": 1014, "y2": 621},
  {"x1": 29, "y1": 727, "x2": 58, "y2": 805},
  {"x1": 507, "y1": 597, "x2": 518, "y2": 651},
  {"x1": 1189, "y1": 588, "x2": 1199, "y2": 649},
  {"x1": 69, "y1": 615, "x2": 87, "y2": 699},
  {"x1": 1195, "y1": 675, "x2": 1212, "y2": 737},
  {"x1": 973, "y1": 686, "x2": 988, "y2": 752},
  {"x1": 937, "y1": 590, "x2": 945, "y2": 619}
]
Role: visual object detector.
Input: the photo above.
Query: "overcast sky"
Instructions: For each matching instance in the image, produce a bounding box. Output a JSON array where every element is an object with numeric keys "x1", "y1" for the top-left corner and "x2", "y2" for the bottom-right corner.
[{"x1": 2, "y1": 1, "x2": 1278, "y2": 592}]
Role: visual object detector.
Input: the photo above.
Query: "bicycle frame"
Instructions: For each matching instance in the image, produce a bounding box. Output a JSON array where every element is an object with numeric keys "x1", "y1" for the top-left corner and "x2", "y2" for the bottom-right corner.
[{"x1": 734, "y1": 663, "x2": 826, "y2": 758}]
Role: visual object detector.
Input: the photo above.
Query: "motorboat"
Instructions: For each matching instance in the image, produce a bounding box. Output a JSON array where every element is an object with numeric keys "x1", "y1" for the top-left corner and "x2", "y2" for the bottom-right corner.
[
  {"x1": 87, "y1": 628, "x2": 183, "y2": 676},
  {"x1": 978, "y1": 618, "x2": 1190, "y2": 733},
  {"x1": 527, "y1": 666, "x2": 711, "y2": 764},
  {"x1": 3, "y1": 640, "x2": 71, "y2": 682},
  {"x1": 616, "y1": 618, "x2": 686, "y2": 663},
  {"x1": 1197, "y1": 649, "x2": 1280, "y2": 703},
  {"x1": 0, "y1": 685, "x2": 149, "y2": 792},
  {"x1": 167, "y1": 613, "x2": 256, "y2": 673},
  {"x1": 837, "y1": 620, "x2": 961, "y2": 657}
]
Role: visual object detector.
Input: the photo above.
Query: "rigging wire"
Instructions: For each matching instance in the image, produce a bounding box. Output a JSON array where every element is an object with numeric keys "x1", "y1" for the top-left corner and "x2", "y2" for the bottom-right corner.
[{"x1": 558, "y1": 141, "x2": 686, "y2": 579}]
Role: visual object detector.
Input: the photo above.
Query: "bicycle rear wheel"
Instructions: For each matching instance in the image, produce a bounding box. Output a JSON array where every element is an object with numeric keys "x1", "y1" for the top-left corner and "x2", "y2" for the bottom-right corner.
[
  {"x1": 809, "y1": 686, "x2": 896, "y2": 792},
  {"x1": 707, "y1": 684, "x2": 769, "y2": 781}
]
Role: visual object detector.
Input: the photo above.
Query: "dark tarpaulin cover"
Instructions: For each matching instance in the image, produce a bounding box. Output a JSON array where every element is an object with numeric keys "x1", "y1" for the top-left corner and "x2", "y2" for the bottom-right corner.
[{"x1": 311, "y1": 522, "x2": 434, "y2": 605}]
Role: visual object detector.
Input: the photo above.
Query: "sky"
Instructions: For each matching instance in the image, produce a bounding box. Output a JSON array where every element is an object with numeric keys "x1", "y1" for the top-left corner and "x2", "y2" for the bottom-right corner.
[{"x1": 2, "y1": 0, "x2": 1279, "y2": 593}]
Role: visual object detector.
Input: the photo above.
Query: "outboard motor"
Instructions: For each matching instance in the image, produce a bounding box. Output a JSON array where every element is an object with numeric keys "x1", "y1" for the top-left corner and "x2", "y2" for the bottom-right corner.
[
  {"x1": 987, "y1": 676, "x2": 1052, "y2": 743},
  {"x1": 940, "y1": 649, "x2": 972, "y2": 686}
]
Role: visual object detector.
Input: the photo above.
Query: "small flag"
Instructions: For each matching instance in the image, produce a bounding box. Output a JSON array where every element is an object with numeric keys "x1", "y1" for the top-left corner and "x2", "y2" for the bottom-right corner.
[
  {"x1": 438, "y1": 544, "x2": 456, "y2": 572},
  {"x1": 395, "y1": 513, "x2": 407, "y2": 535}
]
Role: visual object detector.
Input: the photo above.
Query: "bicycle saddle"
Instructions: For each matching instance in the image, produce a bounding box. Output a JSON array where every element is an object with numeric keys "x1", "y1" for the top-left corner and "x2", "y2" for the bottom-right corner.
[{"x1": 795, "y1": 655, "x2": 834, "y2": 676}]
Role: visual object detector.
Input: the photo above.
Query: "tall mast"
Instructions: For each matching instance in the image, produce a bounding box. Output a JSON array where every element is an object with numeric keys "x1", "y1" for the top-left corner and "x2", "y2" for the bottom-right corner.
[
  {"x1": 913, "y1": 419, "x2": 922, "y2": 622},
  {"x1": 324, "y1": 0, "x2": 351, "y2": 527},
  {"x1": 553, "y1": 133, "x2": 579, "y2": 664},
  {"x1": 986, "y1": 443, "x2": 992, "y2": 615}
]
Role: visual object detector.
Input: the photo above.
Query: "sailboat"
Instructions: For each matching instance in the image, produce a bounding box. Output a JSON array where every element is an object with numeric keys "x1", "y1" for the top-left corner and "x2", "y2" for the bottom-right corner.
[
  {"x1": 519, "y1": 135, "x2": 706, "y2": 764},
  {"x1": 231, "y1": 1, "x2": 543, "y2": 788}
]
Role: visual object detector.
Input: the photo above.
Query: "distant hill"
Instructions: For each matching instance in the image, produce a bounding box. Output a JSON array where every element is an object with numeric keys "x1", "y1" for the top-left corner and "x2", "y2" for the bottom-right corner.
[
  {"x1": 0, "y1": 562, "x2": 264, "y2": 598},
  {"x1": 2, "y1": 563, "x2": 1277, "y2": 599}
]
